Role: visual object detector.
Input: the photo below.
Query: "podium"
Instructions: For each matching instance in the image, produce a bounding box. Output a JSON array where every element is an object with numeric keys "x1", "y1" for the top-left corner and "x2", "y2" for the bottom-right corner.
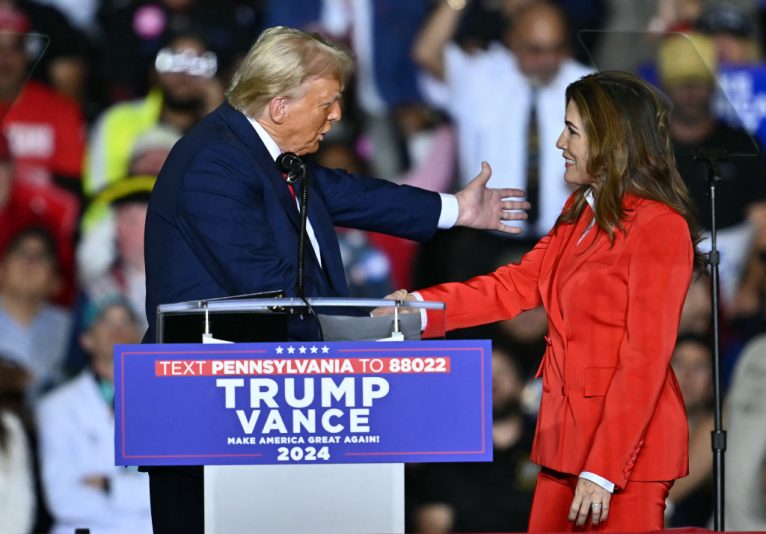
[{"x1": 153, "y1": 297, "x2": 446, "y2": 534}]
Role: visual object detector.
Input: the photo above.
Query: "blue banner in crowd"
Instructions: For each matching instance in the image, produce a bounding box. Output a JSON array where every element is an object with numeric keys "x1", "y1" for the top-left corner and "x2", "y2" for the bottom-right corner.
[
  {"x1": 717, "y1": 65, "x2": 766, "y2": 148},
  {"x1": 114, "y1": 340, "x2": 492, "y2": 466}
]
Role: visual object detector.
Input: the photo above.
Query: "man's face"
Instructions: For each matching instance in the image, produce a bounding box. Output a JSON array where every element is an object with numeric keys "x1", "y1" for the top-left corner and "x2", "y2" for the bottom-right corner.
[
  {"x1": 278, "y1": 76, "x2": 342, "y2": 156},
  {"x1": 0, "y1": 33, "x2": 28, "y2": 101},
  {"x1": 508, "y1": 12, "x2": 566, "y2": 87},
  {"x1": 666, "y1": 79, "x2": 714, "y2": 125}
]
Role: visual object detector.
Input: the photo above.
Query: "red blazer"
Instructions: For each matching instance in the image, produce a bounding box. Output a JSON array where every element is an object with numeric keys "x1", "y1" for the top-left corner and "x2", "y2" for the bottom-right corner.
[{"x1": 419, "y1": 194, "x2": 692, "y2": 489}]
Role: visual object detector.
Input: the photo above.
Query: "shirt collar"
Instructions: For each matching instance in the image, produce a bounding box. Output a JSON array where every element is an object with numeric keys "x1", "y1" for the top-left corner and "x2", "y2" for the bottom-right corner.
[
  {"x1": 245, "y1": 115, "x2": 281, "y2": 162},
  {"x1": 585, "y1": 189, "x2": 595, "y2": 213}
]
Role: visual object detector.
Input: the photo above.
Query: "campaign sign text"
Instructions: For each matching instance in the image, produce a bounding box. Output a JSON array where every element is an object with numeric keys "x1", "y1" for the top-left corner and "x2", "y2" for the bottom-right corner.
[{"x1": 114, "y1": 340, "x2": 492, "y2": 465}]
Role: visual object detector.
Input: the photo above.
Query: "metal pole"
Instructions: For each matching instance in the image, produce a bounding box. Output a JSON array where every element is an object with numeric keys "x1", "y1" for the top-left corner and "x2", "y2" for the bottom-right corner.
[{"x1": 706, "y1": 161, "x2": 727, "y2": 532}]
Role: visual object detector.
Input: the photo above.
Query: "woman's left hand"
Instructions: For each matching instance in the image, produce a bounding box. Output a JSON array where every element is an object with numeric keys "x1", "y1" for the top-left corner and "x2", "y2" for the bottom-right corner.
[{"x1": 568, "y1": 477, "x2": 611, "y2": 527}]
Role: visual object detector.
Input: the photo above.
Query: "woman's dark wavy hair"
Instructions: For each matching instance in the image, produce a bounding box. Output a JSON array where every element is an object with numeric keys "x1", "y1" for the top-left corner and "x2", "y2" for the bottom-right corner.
[{"x1": 555, "y1": 71, "x2": 704, "y2": 271}]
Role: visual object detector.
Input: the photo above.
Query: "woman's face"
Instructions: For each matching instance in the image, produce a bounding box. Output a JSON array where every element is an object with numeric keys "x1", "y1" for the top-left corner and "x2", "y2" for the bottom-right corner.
[{"x1": 556, "y1": 100, "x2": 593, "y2": 186}]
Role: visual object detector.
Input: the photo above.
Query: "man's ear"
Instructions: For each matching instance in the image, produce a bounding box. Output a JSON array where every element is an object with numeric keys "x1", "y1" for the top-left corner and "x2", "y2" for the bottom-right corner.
[{"x1": 269, "y1": 96, "x2": 288, "y2": 124}]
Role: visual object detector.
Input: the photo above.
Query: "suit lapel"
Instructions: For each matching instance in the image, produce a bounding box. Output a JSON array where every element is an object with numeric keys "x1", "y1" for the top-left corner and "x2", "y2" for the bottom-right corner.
[
  {"x1": 217, "y1": 103, "x2": 302, "y2": 232},
  {"x1": 540, "y1": 204, "x2": 595, "y2": 341}
]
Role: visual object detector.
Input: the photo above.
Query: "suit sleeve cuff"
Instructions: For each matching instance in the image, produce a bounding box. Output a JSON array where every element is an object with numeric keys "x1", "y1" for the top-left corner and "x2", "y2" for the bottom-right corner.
[
  {"x1": 438, "y1": 193, "x2": 459, "y2": 229},
  {"x1": 411, "y1": 291, "x2": 427, "y2": 331},
  {"x1": 579, "y1": 472, "x2": 615, "y2": 493}
]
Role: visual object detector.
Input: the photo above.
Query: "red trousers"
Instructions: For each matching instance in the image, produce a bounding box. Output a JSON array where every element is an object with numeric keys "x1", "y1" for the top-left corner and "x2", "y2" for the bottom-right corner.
[{"x1": 528, "y1": 468, "x2": 672, "y2": 532}]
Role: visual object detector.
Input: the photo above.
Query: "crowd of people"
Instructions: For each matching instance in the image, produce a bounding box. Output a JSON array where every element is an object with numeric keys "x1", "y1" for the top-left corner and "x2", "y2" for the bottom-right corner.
[{"x1": 2, "y1": 0, "x2": 766, "y2": 532}]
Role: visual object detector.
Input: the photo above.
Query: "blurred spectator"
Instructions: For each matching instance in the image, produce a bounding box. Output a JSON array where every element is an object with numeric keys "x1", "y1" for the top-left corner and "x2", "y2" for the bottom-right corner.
[
  {"x1": 0, "y1": 356, "x2": 32, "y2": 419},
  {"x1": 667, "y1": 333, "x2": 715, "y2": 527},
  {"x1": 724, "y1": 333, "x2": 766, "y2": 530},
  {"x1": 0, "y1": 131, "x2": 78, "y2": 305},
  {"x1": 336, "y1": 228, "x2": 394, "y2": 298},
  {"x1": 658, "y1": 33, "x2": 766, "y2": 315},
  {"x1": 0, "y1": 3, "x2": 86, "y2": 197},
  {"x1": 410, "y1": 341, "x2": 536, "y2": 533},
  {"x1": 77, "y1": 176, "x2": 156, "y2": 335},
  {"x1": 13, "y1": 0, "x2": 92, "y2": 107},
  {"x1": 697, "y1": 2, "x2": 763, "y2": 64},
  {"x1": 83, "y1": 32, "x2": 222, "y2": 196},
  {"x1": 37, "y1": 298, "x2": 152, "y2": 534},
  {"x1": 413, "y1": 1, "x2": 590, "y2": 280},
  {"x1": 0, "y1": 407, "x2": 35, "y2": 534},
  {"x1": 78, "y1": 126, "x2": 178, "y2": 334},
  {"x1": 0, "y1": 227, "x2": 71, "y2": 399},
  {"x1": 650, "y1": 0, "x2": 705, "y2": 32},
  {"x1": 322, "y1": 0, "x2": 430, "y2": 179},
  {"x1": 554, "y1": 0, "x2": 607, "y2": 65},
  {"x1": 35, "y1": 0, "x2": 100, "y2": 38},
  {"x1": 97, "y1": 0, "x2": 256, "y2": 103},
  {"x1": 414, "y1": 0, "x2": 590, "y2": 238},
  {"x1": 679, "y1": 274, "x2": 713, "y2": 335},
  {"x1": 593, "y1": 0, "x2": 757, "y2": 73}
]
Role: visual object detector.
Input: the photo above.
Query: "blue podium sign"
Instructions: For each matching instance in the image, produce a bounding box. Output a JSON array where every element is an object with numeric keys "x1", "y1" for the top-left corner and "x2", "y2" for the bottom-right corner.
[{"x1": 114, "y1": 340, "x2": 492, "y2": 466}]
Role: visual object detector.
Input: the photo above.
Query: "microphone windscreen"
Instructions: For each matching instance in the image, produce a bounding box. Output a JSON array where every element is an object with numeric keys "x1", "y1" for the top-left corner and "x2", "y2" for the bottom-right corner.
[{"x1": 276, "y1": 152, "x2": 304, "y2": 174}]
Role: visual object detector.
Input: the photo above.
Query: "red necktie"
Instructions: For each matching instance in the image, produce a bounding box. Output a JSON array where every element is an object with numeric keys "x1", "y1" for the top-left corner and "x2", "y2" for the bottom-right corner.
[{"x1": 282, "y1": 173, "x2": 296, "y2": 202}]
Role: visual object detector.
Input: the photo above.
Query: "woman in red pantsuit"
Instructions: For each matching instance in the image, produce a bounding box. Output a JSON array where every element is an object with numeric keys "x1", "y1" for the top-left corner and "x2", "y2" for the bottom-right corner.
[{"x1": 388, "y1": 71, "x2": 703, "y2": 531}]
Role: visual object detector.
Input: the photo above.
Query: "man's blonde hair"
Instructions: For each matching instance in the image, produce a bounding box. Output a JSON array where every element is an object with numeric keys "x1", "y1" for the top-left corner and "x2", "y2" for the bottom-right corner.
[{"x1": 227, "y1": 26, "x2": 354, "y2": 116}]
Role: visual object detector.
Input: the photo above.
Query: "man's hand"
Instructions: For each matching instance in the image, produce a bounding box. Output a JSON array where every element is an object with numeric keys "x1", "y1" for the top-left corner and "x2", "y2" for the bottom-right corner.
[
  {"x1": 568, "y1": 477, "x2": 612, "y2": 527},
  {"x1": 455, "y1": 161, "x2": 531, "y2": 233}
]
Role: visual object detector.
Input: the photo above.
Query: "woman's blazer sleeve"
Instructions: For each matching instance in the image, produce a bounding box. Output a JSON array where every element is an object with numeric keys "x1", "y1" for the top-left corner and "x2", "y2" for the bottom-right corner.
[{"x1": 418, "y1": 231, "x2": 553, "y2": 338}]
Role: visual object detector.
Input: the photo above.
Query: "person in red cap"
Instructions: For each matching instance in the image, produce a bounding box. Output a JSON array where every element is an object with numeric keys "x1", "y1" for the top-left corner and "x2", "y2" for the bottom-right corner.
[{"x1": 0, "y1": 3, "x2": 85, "y2": 199}]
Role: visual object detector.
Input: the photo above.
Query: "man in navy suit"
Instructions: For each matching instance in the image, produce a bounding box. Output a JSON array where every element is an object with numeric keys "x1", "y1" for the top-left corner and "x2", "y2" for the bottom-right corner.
[{"x1": 143, "y1": 26, "x2": 529, "y2": 533}]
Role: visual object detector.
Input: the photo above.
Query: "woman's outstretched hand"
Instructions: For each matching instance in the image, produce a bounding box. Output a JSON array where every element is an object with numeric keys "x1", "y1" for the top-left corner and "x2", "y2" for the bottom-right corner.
[{"x1": 371, "y1": 289, "x2": 416, "y2": 316}]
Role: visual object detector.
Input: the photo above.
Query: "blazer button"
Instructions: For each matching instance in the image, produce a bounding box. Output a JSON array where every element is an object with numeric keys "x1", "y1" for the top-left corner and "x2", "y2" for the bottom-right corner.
[{"x1": 544, "y1": 335, "x2": 552, "y2": 345}]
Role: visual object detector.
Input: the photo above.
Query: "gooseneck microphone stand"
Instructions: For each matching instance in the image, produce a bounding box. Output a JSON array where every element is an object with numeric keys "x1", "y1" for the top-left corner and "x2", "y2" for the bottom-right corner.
[
  {"x1": 276, "y1": 152, "x2": 309, "y2": 298},
  {"x1": 692, "y1": 149, "x2": 727, "y2": 531},
  {"x1": 276, "y1": 152, "x2": 323, "y2": 340}
]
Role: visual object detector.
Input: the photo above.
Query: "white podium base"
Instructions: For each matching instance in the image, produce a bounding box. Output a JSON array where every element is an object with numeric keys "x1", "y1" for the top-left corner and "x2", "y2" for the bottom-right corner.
[{"x1": 204, "y1": 464, "x2": 404, "y2": 534}]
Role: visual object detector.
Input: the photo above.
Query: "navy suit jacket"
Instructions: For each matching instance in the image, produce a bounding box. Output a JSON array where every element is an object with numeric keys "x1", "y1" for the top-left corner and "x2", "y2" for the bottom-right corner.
[{"x1": 144, "y1": 102, "x2": 442, "y2": 342}]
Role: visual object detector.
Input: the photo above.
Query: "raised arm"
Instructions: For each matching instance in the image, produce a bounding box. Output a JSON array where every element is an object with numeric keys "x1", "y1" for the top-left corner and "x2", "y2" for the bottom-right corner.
[{"x1": 412, "y1": 0, "x2": 466, "y2": 80}]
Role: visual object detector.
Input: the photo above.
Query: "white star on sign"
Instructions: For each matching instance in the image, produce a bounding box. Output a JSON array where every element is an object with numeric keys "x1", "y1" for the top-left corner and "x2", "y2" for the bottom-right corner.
[
  {"x1": 299, "y1": 346, "x2": 307, "y2": 354},
  {"x1": 310, "y1": 346, "x2": 318, "y2": 354},
  {"x1": 321, "y1": 346, "x2": 330, "y2": 354},
  {"x1": 275, "y1": 346, "x2": 284, "y2": 354},
  {"x1": 287, "y1": 346, "x2": 295, "y2": 354}
]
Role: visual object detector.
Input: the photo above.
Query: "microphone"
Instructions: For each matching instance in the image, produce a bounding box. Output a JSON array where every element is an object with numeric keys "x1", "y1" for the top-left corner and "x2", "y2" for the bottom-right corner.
[{"x1": 276, "y1": 152, "x2": 304, "y2": 183}]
